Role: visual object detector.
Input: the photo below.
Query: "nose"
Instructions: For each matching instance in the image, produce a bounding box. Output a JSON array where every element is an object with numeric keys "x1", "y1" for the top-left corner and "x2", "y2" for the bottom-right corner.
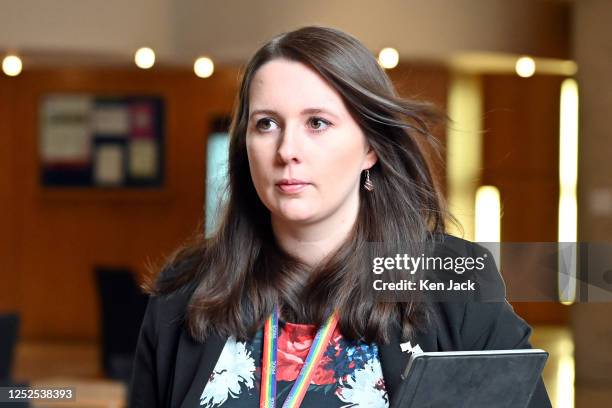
[{"x1": 276, "y1": 124, "x2": 303, "y2": 164}]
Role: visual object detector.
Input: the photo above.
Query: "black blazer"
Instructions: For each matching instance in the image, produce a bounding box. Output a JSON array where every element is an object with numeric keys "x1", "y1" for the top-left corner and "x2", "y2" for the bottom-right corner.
[{"x1": 129, "y1": 234, "x2": 552, "y2": 407}]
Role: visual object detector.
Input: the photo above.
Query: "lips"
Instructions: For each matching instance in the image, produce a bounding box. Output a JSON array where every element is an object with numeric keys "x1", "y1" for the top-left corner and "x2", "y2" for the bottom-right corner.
[{"x1": 276, "y1": 178, "x2": 311, "y2": 194}]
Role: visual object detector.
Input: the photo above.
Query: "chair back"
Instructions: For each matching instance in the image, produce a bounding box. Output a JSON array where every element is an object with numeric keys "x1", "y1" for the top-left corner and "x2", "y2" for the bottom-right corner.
[
  {"x1": 95, "y1": 267, "x2": 148, "y2": 382},
  {"x1": 0, "y1": 313, "x2": 19, "y2": 381}
]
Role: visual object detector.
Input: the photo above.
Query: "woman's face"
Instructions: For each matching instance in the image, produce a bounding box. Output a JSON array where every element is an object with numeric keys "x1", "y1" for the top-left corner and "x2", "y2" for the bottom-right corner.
[{"x1": 246, "y1": 58, "x2": 377, "y2": 227}]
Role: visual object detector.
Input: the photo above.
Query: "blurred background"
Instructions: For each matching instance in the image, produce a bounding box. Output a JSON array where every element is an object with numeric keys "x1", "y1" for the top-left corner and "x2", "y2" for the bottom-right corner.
[{"x1": 0, "y1": 0, "x2": 610, "y2": 407}]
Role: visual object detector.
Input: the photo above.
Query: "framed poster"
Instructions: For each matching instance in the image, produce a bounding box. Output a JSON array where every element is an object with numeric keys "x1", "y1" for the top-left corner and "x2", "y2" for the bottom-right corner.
[{"x1": 39, "y1": 94, "x2": 165, "y2": 188}]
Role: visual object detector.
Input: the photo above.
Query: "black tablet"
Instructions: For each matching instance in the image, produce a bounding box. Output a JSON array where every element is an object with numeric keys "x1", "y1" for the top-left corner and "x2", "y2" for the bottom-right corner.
[{"x1": 392, "y1": 349, "x2": 549, "y2": 408}]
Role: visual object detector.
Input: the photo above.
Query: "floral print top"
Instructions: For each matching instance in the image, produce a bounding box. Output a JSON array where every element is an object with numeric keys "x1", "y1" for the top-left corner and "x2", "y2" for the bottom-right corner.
[{"x1": 199, "y1": 319, "x2": 389, "y2": 407}]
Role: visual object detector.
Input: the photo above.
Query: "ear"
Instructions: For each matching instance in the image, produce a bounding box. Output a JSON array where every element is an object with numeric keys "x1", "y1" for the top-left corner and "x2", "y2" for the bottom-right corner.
[{"x1": 363, "y1": 145, "x2": 378, "y2": 170}]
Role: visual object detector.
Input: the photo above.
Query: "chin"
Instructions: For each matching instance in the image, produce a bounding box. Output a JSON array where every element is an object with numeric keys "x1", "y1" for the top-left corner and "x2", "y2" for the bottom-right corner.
[
  {"x1": 279, "y1": 210, "x2": 317, "y2": 224},
  {"x1": 272, "y1": 204, "x2": 318, "y2": 224}
]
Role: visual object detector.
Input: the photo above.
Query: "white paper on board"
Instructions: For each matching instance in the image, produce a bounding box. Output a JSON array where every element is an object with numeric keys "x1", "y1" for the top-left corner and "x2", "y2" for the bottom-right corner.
[
  {"x1": 128, "y1": 139, "x2": 158, "y2": 178},
  {"x1": 94, "y1": 145, "x2": 124, "y2": 185},
  {"x1": 93, "y1": 105, "x2": 129, "y2": 135},
  {"x1": 40, "y1": 95, "x2": 93, "y2": 162}
]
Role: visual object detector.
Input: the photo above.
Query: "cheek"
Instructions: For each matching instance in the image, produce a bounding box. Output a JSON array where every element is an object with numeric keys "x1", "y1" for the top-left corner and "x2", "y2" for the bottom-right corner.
[
  {"x1": 246, "y1": 137, "x2": 264, "y2": 170},
  {"x1": 246, "y1": 138, "x2": 274, "y2": 192},
  {"x1": 314, "y1": 134, "x2": 368, "y2": 197},
  {"x1": 321, "y1": 134, "x2": 367, "y2": 178},
  {"x1": 315, "y1": 148, "x2": 363, "y2": 199},
  {"x1": 247, "y1": 135, "x2": 276, "y2": 159}
]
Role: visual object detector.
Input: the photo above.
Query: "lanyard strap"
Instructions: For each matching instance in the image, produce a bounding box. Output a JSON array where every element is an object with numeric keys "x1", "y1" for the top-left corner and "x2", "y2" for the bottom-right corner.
[{"x1": 259, "y1": 305, "x2": 339, "y2": 408}]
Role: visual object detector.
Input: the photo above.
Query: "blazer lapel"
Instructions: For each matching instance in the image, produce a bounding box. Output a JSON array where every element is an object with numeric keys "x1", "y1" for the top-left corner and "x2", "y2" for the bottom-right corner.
[{"x1": 171, "y1": 328, "x2": 228, "y2": 408}]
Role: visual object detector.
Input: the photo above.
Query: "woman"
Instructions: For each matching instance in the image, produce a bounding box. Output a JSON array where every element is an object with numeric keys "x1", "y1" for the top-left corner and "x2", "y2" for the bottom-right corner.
[{"x1": 129, "y1": 26, "x2": 552, "y2": 407}]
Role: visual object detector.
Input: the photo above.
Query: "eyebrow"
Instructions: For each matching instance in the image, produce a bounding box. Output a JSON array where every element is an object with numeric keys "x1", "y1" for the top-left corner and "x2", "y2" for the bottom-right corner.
[{"x1": 249, "y1": 108, "x2": 340, "y2": 120}]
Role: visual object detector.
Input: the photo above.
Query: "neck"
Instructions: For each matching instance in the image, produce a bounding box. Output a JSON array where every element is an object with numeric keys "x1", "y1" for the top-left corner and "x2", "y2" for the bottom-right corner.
[{"x1": 271, "y1": 203, "x2": 359, "y2": 268}]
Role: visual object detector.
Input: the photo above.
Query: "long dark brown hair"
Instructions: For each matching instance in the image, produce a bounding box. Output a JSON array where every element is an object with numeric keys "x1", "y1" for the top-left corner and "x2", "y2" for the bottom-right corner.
[{"x1": 146, "y1": 26, "x2": 457, "y2": 344}]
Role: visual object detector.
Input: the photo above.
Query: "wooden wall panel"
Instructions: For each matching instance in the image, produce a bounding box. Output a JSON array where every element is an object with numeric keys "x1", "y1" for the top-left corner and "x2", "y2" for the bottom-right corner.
[
  {"x1": 0, "y1": 76, "x2": 20, "y2": 312},
  {"x1": 482, "y1": 73, "x2": 568, "y2": 325},
  {"x1": 1, "y1": 67, "x2": 240, "y2": 340}
]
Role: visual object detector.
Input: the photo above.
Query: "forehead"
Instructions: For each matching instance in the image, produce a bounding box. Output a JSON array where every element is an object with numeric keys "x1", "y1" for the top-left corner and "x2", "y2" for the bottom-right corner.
[{"x1": 248, "y1": 59, "x2": 346, "y2": 112}]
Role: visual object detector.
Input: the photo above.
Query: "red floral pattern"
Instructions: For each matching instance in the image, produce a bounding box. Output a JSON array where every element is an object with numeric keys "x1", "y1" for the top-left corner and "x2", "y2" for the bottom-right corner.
[{"x1": 276, "y1": 321, "x2": 343, "y2": 384}]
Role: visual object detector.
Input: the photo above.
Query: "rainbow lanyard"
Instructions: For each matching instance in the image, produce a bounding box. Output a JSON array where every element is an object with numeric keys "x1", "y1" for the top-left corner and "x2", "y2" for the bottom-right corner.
[{"x1": 259, "y1": 305, "x2": 339, "y2": 408}]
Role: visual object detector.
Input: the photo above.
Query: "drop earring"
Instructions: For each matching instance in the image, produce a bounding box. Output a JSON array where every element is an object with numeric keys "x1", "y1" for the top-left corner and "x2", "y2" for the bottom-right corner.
[{"x1": 364, "y1": 169, "x2": 374, "y2": 191}]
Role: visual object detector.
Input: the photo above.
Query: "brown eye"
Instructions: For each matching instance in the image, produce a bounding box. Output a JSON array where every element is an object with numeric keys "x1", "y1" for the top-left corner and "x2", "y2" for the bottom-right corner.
[
  {"x1": 309, "y1": 117, "x2": 331, "y2": 132},
  {"x1": 256, "y1": 118, "x2": 279, "y2": 132}
]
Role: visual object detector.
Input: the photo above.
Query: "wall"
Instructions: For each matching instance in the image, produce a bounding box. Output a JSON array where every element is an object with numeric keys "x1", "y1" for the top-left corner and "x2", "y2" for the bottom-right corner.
[
  {"x1": 176, "y1": 0, "x2": 570, "y2": 63},
  {"x1": 0, "y1": 67, "x2": 240, "y2": 340},
  {"x1": 482, "y1": 73, "x2": 568, "y2": 325},
  {"x1": 0, "y1": 0, "x2": 175, "y2": 62},
  {"x1": 571, "y1": 0, "x2": 612, "y2": 404},
  {"x1": 0, "y1": 0, "x2": 570, "y2": 65}
]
